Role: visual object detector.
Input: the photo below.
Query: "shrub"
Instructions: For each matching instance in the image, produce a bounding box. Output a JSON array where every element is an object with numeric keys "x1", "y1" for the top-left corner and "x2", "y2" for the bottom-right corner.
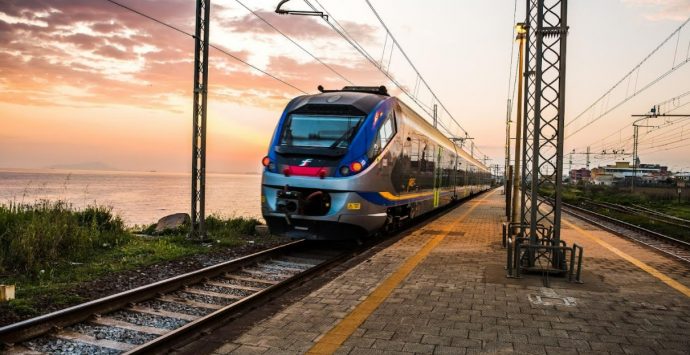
[
  {"x1": 205, "y1": 215, "x2": 260, "y2": 241},
  {"x1": 0, "y1": 200, "x2": 131, "y2": 276}
]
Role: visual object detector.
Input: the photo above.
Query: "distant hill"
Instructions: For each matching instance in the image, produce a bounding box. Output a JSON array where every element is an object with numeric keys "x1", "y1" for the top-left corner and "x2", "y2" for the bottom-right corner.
[{"x1": 46, "y1": 162, "x2": 118, "y2": 171}]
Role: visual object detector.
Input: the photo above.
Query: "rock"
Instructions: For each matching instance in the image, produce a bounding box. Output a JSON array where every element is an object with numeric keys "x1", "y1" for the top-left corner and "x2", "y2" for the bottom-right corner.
[
  {"x1": 254, "y1": 224, "x2": 270, "y2": 236},
  {"x1": 154, "y1": 213, "x2": 191, "y2": 234}
]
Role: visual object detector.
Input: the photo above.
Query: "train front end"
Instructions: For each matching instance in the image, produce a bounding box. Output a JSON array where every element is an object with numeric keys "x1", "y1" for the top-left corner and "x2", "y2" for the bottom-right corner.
[{"x1": 261, "y1": 86, "x2": 395, "y2": 240}]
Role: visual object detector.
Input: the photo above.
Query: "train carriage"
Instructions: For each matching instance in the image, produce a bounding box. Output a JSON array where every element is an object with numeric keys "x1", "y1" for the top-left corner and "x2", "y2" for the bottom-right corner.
[{"x1": 261, "y1": 86, "x2": 491, "y2": 240}]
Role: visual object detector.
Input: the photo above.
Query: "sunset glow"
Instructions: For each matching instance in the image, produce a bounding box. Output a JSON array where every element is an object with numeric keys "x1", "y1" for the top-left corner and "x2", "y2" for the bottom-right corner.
[{"x1": 1, "y1": 0, "x2": 689, "y2": 173}]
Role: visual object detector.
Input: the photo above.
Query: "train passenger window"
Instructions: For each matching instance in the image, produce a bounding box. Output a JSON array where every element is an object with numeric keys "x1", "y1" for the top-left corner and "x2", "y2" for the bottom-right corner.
[
  {"x1": 425, "y1": 144, "x2": 436, "y2": 172},
  {"x1": 368, "y1": 113, "x2": 397, "y2": 159},
  {"x1": 410, "y1": 138, "x2": 420, "y2": 169}
]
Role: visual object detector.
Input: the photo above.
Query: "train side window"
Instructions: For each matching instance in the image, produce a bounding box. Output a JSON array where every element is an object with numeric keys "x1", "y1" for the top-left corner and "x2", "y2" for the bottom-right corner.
[
  {"x1": 410, "y1": 138, "x2": 420, "y2": 169},
  {"x1": 425, "y1": 144, "x2": 436, "y2": 172},
  {"x1": 368, "y1": 113, "x2": 397, "y2": 159}
]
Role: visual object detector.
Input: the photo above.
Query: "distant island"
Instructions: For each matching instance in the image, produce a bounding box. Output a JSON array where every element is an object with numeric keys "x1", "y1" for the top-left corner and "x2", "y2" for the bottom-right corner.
[{"x1": 46, "y1": 162, "x2": 119, "y2": 171}]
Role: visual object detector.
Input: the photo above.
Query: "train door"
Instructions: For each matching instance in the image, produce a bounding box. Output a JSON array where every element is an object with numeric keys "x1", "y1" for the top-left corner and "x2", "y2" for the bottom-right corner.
[
  {"x1": 452, "y1": 153, "x2": 458, "y2": 199},
  {"x1": 433, "y1": 146, "x2": 443, "y2": 208}
]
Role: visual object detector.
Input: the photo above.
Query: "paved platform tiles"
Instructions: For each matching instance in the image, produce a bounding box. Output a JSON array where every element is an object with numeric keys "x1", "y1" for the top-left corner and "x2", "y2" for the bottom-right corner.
[{"x1": 212, "y1": 189, "x2": 690, "y2": 354}]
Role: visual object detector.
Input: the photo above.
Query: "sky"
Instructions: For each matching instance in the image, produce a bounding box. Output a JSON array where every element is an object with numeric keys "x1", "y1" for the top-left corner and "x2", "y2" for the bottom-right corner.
[{"x1": 1, "y1": 0, "x2": 689, "y2": 174}]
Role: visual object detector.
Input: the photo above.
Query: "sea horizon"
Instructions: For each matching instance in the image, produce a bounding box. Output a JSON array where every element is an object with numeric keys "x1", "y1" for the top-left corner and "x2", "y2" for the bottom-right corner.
[{"x1": 0, "y1": 168, "x2": 263, "y2": 226}]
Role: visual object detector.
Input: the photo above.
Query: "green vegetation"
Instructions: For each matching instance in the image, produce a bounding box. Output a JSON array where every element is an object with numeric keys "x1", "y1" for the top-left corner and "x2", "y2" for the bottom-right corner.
[
  {"x1": 558, "y1": 185, "x2": 690, "y2": 242},
  {"x1": 0, "y1": 200, "x2": 130, "y2": 276},
  {"x1": 0, "y1": 200, "x2": 263, "y2": 319},
  {"x1": 560, "y1": 185, "x2": 690, "y2": 215}
]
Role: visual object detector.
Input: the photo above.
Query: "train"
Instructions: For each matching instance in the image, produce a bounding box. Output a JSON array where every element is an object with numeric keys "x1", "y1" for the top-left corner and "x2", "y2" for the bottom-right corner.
[{"x1": 261, "y1": 85, "x2": 492, "y2": 240}]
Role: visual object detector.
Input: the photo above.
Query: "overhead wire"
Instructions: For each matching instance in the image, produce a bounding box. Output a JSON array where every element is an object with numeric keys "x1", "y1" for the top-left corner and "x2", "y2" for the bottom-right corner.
[
  {"x1": 233, "y1": 0, "x2": 354, "y2": 85},
  {"x1": 574, "y1": 89, "x2": 690, "y2": 152},
  {"x1": 565, "y1": 16, "x2": 690, "y2": 139},
  {"x1": 506, "y1": 0, "x2": 519, "y2": 102},
  {"x1": 362, "y1": 0, "x2": 470, "y2": 136},
  {"x1": 303, "y1": 0, "x2": 493, "y2": 161},
  {"x1": 103, "y1": 0, "x2": 309, "y2": 94}
]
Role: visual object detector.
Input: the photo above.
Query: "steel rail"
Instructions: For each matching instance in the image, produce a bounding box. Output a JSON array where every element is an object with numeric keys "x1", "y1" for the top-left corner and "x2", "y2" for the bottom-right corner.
[
  {"x1": 1, "y1": 188, "x2": 495, "y2": 353},
  {"x1": 562, "y1": 202, "x2": 690, "y2": 263},
  {"x1": 0, "y1": 240, "x2": 307, "y2": 346},
  {"x1": 125, "y1": 244, "x2": 347, "y2": 354},
  {"x1": 586, "y1": 200, "x2": 690, "y2": 229}
]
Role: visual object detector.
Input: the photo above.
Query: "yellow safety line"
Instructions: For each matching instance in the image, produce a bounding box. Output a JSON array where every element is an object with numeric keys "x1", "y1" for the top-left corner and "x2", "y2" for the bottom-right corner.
[
  {"x1": 563, "y1": 219, "x2": 690, "y2": 298},
  {"x1": 307, "y1": 189, "x2": 496, "y2": 354},
  {"x1": 379, "y1": 191, "x2": 432, "y2": 201},
  {"x1": 378, "y1": 188, "x2": 455, "y2": 201}
]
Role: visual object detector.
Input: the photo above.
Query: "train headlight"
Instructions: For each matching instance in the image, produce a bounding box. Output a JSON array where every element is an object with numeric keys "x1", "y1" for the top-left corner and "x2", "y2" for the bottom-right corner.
[
  {"x1": 339, "y1": 166, "x2": 350, "y2": 176},
  {"x1": 350, "y1": 161, "x2": 363, "y2": 173},
  {"x1": 262, "y1": 156, "x2": 270, "y2": 167}
]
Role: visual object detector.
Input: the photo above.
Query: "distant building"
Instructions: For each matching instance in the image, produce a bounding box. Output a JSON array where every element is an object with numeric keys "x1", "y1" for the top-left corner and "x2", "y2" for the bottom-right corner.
[
  {"x1": 569, "y1": 168, "x2": 591, "y2": 183},
  {"x1": 674, "y1": 172, "x2": 690, "y2": 181},
  {"x1": 590, "y1": 161, "x2": 669, "y2": 186}
]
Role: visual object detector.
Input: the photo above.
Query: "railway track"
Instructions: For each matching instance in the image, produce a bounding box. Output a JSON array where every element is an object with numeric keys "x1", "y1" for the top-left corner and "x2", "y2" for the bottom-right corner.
[
  {"x1": 584, "y1": 200, "x2": 690, "y2": 230},
  {"x1": 0, "y1": 189, "x2": 495, "y2": 355},
  {"x1": 0, "y1": 240, "x2": 344, "y2": 354},
  {"x1": 562, "y1": 202, "x2": 690, "y2": 264}
]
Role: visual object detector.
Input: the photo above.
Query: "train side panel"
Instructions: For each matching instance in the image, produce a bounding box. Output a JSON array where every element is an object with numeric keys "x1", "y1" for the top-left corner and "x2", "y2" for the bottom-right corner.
[{"x1": 261, "y1": 93, "x2": 491, "y2": 240}]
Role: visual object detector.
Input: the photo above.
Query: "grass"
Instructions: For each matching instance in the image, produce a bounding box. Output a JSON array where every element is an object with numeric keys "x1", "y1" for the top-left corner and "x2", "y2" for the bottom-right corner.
[
  {"x1": 0, "y1": 200, "x2": 131, "y2": 276},
  {"x1": 0, "y1": 200, "x2": 263, "y2": 319},
  {"x1": 559, "y1": 185, "x2": 690, "y2": 218},
  {"x1": 557, "y1": 185, "x2": 690, "y2": 242}
]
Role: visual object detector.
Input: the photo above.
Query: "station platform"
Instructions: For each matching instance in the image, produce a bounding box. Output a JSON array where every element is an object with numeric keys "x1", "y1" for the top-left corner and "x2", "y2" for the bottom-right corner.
[{"x1": 210, "y1": 189, "x2": 690, "y2": 354}]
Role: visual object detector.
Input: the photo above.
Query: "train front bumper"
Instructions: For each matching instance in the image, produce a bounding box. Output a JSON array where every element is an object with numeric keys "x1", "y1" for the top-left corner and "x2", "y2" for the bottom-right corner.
[{"x1": 261, "y1": 185, "x2": 387, "y2": 239}]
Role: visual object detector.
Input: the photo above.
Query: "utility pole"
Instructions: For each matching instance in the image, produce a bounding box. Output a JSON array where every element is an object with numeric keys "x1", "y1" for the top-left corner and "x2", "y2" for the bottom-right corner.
[
  {"x1": 518, "y1": 0, "x2": 570, "y2": 270},
  {"x1": 504, "y1": 98, "x2": 512, "y2": 198},
  {"x1": 631, "y1": 107, "x2": 690, "y2": 192},
  {"x1": 190, "y1": 0, "x2": 210, "y2": 241},
  {"x1": 510, "y1": 22, "x2": 526, "y2": 227},
  {"x1": 586, "y1": 146, "x2": 590, "y2": 169},
  {"x1": 433, "y1": 104, "x2": 438, "y2": 128}
]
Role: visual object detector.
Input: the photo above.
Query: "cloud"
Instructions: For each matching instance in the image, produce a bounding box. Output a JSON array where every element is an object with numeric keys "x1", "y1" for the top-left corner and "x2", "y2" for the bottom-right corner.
[
  {"x1": 215, "y1": 8, "x2": 378, "y2": 44},
  {"x1": 622, "y1": 0, "x2": 690, "y2": 21},
  {"x1": 0, "y1": 0, "x2": 383, "y2": 112}
]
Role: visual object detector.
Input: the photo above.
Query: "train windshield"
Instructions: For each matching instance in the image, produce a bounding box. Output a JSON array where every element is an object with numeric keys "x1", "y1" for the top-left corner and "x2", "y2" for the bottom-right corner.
[{"x1": 280, "y1": 114, "x2": 364, "y2": 149}]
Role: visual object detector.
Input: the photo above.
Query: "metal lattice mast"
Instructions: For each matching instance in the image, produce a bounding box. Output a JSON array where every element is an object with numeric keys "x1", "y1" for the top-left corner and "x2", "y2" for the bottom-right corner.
[
  {"x1": 520, "y1": 0, "x2": 538, "y2": 236},
  {"x1": 191, "y1": 0, "x2": 210, "y2": 240},
  {"x1": 521, "y1": 0, "x2": 568, "y2": 246}
]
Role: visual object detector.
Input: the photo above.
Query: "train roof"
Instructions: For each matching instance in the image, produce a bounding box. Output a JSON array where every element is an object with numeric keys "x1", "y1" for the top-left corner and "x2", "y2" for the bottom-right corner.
[
  {"x1": 285, "y1": 87, "x2": 389, "y2": 115},
  {"x1": 396, "y1": 100, "x2": 489, "y2": 172},
  {"x1": 282, "y1": 86, "x2": 489, "y2": 173}
]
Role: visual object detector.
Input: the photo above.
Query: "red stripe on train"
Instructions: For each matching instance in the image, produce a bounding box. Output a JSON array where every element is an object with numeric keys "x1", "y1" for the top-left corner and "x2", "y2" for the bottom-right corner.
[{"x1": 283, "y1": 166, "x2": 328, "y2": 178}]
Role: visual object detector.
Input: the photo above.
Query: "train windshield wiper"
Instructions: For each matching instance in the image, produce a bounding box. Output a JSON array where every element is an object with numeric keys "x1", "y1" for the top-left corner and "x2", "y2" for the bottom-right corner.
[{"x1": 329, "y1": 126, "x2": 356, "y2": 149}]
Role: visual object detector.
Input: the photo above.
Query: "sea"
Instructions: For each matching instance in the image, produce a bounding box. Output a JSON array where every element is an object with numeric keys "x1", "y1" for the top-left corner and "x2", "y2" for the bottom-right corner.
[{"x1": 0, "y1": 169, "x2": 262, "y2": 226}]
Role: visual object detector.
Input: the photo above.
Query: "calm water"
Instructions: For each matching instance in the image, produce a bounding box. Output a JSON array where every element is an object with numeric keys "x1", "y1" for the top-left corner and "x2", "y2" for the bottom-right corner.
[{"x1": 0, "y1": 169, "x2": 262, "y2": 226}]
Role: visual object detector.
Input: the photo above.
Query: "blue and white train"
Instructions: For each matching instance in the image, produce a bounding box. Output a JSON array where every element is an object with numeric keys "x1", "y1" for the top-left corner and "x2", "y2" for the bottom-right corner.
[{"x1": 261, "y1": 86, "x2": 491, "y2": 240}]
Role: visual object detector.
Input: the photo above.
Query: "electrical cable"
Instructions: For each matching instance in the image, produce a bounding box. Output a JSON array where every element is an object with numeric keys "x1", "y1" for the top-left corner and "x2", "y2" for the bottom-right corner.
[
  {"x1": 566, "y1": 16, "x2": 690, "y2": 138},
  {"x1": 103, "y1": 0, "x2": 308, "y2": 94},
  {"x1": 234, "y1": 0, "x2": 353, "y2": 85},
  {"x1": 573, "y1": 90, "x2": 690, "y2": 152},
  {"x1": 305, "y1": 0, "x2": 493, "y2": 161}
]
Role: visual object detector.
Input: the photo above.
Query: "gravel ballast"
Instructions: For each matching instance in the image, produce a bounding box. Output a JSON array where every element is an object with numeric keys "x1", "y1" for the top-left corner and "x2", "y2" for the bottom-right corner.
[
  {"x1": 109, "y1": 310, "x2": 188, "y2": 330},
  {"x1": 24, "y1": 337, "x2": 120, "y2": 355},
  {"x1": 66, "y1": 323, "x2": 157, "y2": 345}
]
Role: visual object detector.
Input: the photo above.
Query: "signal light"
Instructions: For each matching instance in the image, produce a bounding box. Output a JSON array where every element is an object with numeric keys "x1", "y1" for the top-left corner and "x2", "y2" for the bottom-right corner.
[
  {"x1": 262, "y1": 156, "x2": 270, "y2": 167},
  {"x1": 350, "y1": 161, "x2": 363, "y2": 173}
]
